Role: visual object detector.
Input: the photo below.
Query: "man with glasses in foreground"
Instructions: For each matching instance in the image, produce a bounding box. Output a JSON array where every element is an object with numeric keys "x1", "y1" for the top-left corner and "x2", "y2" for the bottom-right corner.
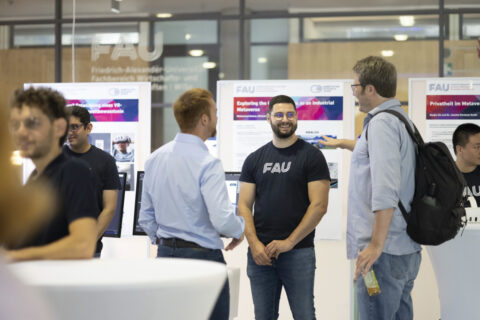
[
  {"x1": 238, "y1": 94, "x2": 330, "y2": 319},
  {"x1": 6, "y1": 87, "x2": 97, "y2": 261},
  {"x1": 320, "y1": 56, "x2": 421, "y2": 320},
  {"x1": 64, "y1": 106, "x2": 120, "y2": 257}
]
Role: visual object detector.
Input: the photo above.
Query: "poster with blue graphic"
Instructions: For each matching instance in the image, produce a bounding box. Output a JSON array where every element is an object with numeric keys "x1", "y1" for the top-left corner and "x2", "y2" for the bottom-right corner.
[{"x1": 217, "y1": 80, "x2": 354, "y2": 240}]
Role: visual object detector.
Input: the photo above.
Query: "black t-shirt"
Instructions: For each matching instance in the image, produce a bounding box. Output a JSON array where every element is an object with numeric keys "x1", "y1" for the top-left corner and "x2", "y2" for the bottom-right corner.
[
  {"x1": 240, "y1": 139, "x2": 330, "y2": 249},
  {"x1": 63, "y1": 145, "x2": 121, "y2": 252},
  {"x1": 21, "y1": 153, "x2": 98, "y2": 248},
  {"x1": 463, "y1": 166, "x2": 480, "y2": 207}
]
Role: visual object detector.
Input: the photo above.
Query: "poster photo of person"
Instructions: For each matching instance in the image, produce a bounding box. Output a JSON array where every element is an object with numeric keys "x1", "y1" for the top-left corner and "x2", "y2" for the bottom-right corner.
[{"x1": 112, "y1": 133, "x2": 135, "y2": 163}]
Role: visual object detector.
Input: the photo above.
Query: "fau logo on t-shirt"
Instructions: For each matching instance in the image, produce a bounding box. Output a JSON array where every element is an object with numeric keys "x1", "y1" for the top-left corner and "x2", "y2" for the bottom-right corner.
[{"x1": 263, "y1": 161, "x2": 292, "y2": 174}]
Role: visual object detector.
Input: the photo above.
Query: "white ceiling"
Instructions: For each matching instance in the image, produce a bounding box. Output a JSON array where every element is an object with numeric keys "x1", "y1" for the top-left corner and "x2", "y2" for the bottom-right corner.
[{"x1": 1, "y1": 0, "x2": 479, "y2": 20}]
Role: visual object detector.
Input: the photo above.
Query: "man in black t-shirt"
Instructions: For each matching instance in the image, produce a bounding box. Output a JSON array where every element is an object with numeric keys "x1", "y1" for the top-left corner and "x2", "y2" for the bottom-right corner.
[
  {"x1": 64, "y1": 106, "x2": 121, "y2": 256},
  {"x1": 453, "y1": 123, "x2": 480, "y2": 207},
  {"x1": 7, "y1": 87, "x2": 97, "y2": 261},
  {"x1": 239, "y1": 95, "x2": 330, "y2": 320}
]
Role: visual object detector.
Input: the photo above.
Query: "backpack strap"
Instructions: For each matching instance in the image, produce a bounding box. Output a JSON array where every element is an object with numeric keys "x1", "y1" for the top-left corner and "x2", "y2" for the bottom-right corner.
[
  {"x1": 364, "y1": 109, "x2": 423, "y2": 223},
  {"x1": 365, "y1": 109, "x2": 424, "y2": 146}
]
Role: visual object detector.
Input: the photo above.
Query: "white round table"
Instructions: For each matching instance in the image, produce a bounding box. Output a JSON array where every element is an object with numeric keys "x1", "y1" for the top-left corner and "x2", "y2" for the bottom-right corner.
[{"x1": 9, "y1": 258, "x2": 227, "y2": 320}]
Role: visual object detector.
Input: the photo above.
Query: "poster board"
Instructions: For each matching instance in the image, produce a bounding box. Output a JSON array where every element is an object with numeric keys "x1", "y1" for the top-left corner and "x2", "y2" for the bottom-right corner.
[
  {"x1": 409, "y1": 78, "x2": 480, "y2": 156},
  {"x1": 217, "y1": 80, "x2": 355, "y2": 240},
  {"x1": 23, "y1": 82, "x2": 151, "y2": 237}
]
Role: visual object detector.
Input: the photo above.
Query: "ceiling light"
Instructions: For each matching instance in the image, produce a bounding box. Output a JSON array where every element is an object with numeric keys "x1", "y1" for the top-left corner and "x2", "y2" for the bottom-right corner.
[
  {"x1": 257, "y1": 57, "x2": 268, "y2": 63},
  {"x1": 156, "y1": 13, "x2": 172, "y2": 18},
  {"x1": 189, "y1": 49, "x2": 204, "y2": 57},
  {"x1": 399, "y1": 16, "x2": 415, "y2": 27},
  {"x1": 381, "y1": 50, "x2": 394, "y2": 57},
  {"x1": 185, "y1": 33, "x2": 192, "y2": 40},
  {"x1": 394, "y1": 34, "x2": 408, "y2": 41},
  {"x1": 202, "y1": 62, "x2": 216, "y2": 69}
]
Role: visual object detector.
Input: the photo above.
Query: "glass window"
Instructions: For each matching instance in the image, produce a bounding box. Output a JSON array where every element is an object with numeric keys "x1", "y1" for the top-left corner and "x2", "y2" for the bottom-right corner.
[
  {"x1": 62, "y1": 23, "x2": 139, "y2": 46},
  {"x1": 13, "y1": 25, "x2": 55, "y2": 47},
  {"x1": 463, "y1": 14, "x2": 480, "y2": 39},
  {"x1": 154, "y1": 20, "x2": 217, "y2": 45},
  {"x1": 303, "y1": 15, "x2": 439, "y2": 41},
  {"x1": 251, "y1": 19, "x2": 289, "y2": 43},
  {"x1": 250, "y1": 45, "x2": 287, "y2": 79}
]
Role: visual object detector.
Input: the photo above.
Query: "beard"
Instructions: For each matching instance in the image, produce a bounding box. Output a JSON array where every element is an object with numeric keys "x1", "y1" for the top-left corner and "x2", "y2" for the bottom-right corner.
[{"x1": 270, "y1": 121, "x2": 297, "y2": 139}]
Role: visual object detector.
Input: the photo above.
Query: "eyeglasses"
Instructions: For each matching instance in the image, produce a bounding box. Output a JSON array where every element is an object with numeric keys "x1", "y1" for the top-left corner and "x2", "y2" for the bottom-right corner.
[
  {"x1": 9, "y1": 117, "x2": 42, "y2": 132},
  {"x1": 68, "y1": 123, "x2": 85, "y2": 132},
  {"x1": 351, "y1": 84, "x2": 363, "y2": 92},
  {"x1": 272, "y1": 111, "x2": 296, "y2": 120}
]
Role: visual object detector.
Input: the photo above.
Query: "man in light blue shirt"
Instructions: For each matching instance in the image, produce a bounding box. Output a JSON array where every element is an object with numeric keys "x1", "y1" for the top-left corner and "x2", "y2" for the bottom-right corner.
[
  {"x1": 139, "y1": 88, "x2": 245, "y2": 320},
  {"x1": 320, "y1": 56, "x2": 421, "y2": 320}
]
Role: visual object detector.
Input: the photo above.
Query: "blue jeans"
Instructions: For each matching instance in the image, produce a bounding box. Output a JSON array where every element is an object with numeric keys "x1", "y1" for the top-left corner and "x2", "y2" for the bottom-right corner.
[
  {"x1": 157, "y1": 245, "x2": 230, "y2": 320},
  {"x1": 356, "y1": 251, "x2": 421, "y2": 320},
  {"x1": 247, "y1": 247, "x2": 316, "y2": 320}
]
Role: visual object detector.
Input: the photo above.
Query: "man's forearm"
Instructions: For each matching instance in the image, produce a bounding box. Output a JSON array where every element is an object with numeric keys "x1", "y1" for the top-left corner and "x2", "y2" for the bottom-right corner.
[
  {"x1": 339, "y1": 139, "x2": 356, "y2": 151},
  {"x1": 96, "y1": 209, "x2": 115, "y2": 239},
  {"x1": 238, "y1": 206, "x2": 260, "y2": 245},
  {"x1": 370, "y1": 208, "x2": 394, "y2": 250},
  {"x1": 286, "y1": 201, "x2": 327, "y2": 246},
  {"x1": 8, "y1": 235, "x2": 95, "y2": 261}
]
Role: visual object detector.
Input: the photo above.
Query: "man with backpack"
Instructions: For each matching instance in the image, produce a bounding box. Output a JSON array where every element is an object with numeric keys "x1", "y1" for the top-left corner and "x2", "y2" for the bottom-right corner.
[{"x1": 320, "y1": 56, "x2": 421, "y2": 320}]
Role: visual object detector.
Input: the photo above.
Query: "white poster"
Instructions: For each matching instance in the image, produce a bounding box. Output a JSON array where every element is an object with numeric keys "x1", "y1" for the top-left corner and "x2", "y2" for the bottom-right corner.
[
  {"x1": 425, "y1": 79, "x2": 480, "y2": 157},
  {"x1": 23, "y1": 82, "x2": 151, "y2": 236},
  {"x1": 217, "y1": 80, "x2": 351, "y2": 240}
]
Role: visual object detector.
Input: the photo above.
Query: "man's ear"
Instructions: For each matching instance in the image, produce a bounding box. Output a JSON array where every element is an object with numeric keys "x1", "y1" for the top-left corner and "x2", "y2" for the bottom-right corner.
[
  {"x1": 266, "y1": 112, "x2": 271, "y2": 125},
  {"x1": 86, "y1": 123, "x2": 93, "y2": 134},
  {"x1": 456, "y1": 144, "x2": 463, "y2": 156},
  {"x1": 200, "y1": 113, "x2": 208, "y2": 126},
  {"x1": 54, "y1": 118, "x2": 67, "y2": 138}
]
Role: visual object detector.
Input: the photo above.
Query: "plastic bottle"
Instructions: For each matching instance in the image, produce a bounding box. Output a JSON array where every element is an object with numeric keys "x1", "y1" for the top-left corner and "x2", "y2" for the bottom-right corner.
[{"x1": 363, "y1": 269, "x2": 381, "y2": 296}]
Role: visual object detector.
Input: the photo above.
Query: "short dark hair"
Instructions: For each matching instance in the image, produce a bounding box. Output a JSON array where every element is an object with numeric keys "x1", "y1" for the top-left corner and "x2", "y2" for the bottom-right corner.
[
  {"x1": 11, "y1": 87, "x2": 68, "y2": 146},
  {"x1": 452, "y1": 123, "x2": 480, "y2": 154},
  {"x1": 173, "y1": 88, "x2": 213, "y2": 132},
  {"x1": 268, "y1": 95, "x2": 296, "y2": 113},
  {"x1": 353, "y1": 56, "x2": 397, "y2": 98},
  {"x1": 67, "y1": 105, "x2": 91, "y2": 127}
]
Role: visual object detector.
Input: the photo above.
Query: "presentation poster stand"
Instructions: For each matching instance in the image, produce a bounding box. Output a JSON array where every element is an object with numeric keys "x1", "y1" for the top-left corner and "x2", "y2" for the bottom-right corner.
[
  {"x1": 217, "y1": 80, "x2": 355, "y2": 240},
  {"x1": 409, "y1": 78, "x2": 480, "y2": 155},
  {"x1": 23, "y1": 82, "x2": 151, "y2": 238},
  {"x1": 409, "y1": 77, "x2": 480, "y2": 320}
]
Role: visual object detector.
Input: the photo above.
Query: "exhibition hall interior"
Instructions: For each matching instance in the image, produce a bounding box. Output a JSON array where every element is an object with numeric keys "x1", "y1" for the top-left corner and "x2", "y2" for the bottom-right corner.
[{"x1": 1, "y1": 0, "x2": 479, "y2": 319}]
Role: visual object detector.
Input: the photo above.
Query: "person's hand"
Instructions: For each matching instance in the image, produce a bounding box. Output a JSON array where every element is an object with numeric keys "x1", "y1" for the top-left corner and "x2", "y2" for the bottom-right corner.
[
  {"x1": 265, "y1": 239, "x2": 295, "y2": 259},
  {"x1": 250, "y1": 240, "x2": 272, "y2": 266},
  {"x1": 225, "y1": 234, "x2": 244, "y2": 250},
  {"x1": 354, "y1": 244, "x2": 383, "y2": 280},
  {"x1": 318, "y1": 135, "x2": 342, "y2": 148}
]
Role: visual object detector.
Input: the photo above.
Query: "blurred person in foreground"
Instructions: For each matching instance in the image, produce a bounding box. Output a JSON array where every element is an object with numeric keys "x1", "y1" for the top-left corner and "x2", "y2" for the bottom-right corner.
[
  {"x1": 0, "y1": 106, "x2": 54, "y2": 319},
  {"x1": 6, "y1": 87, "x2": 97, "y2": 261},
  {"x1": 139, "y1": 88, "x2": 244, "y2": 320}
]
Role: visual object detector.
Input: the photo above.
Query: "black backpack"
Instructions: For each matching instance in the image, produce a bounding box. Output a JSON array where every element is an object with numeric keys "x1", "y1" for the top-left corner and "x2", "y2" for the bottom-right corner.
[{"x1": 366, "y1": 109, "x2": 467, "y2": 245}]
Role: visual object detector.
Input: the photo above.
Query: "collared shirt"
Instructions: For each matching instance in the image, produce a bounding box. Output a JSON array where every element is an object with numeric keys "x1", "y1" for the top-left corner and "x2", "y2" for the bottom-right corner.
[
  {"x1": 347, "y1": 99, "x2": 421, "y2": 259},
  {"x1": 139, "y1": 133, "x2": 244, "y2": 249}
]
